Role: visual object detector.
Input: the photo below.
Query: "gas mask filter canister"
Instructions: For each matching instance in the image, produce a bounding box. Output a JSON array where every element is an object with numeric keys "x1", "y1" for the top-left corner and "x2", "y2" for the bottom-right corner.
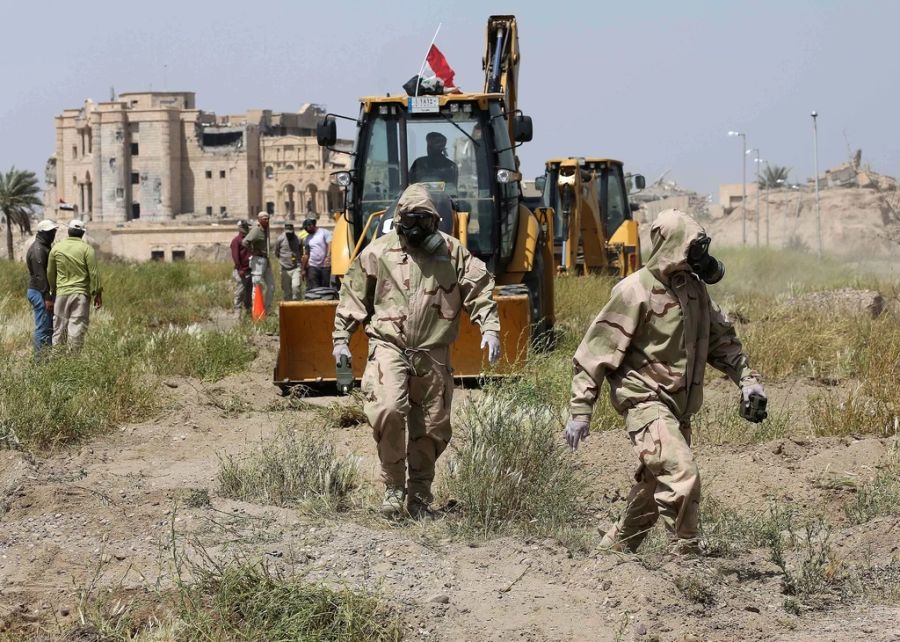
[{"x1": 687, "y1": 235, "x2": 725, "y2": 284}]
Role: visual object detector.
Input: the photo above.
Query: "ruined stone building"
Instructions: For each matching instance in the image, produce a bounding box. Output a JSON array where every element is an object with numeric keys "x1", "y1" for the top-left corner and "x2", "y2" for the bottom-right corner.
[{"x1": 45, "y1": 92, "x2": 349, "y2": 224}]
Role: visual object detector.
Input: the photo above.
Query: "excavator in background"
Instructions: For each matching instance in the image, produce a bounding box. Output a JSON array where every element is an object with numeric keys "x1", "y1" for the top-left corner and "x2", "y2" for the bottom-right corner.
[
  {"x1": 274, "y1": 15, "x2": 555, "y2": 393},
  {"x1": 535, "y1": 157, "x2": 645, "y2": 277}
]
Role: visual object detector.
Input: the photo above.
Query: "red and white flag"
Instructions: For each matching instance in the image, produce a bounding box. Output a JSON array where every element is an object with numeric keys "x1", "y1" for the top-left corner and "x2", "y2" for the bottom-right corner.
[{"x1": 423, "y1": 44, "x2": 461, "y2": 94}]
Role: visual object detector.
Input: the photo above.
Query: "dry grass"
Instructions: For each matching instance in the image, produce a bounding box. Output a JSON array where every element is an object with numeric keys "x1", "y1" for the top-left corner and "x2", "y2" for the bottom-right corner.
[{"x1": 218, "y1": 430, "x2": 360, "y2": 511}]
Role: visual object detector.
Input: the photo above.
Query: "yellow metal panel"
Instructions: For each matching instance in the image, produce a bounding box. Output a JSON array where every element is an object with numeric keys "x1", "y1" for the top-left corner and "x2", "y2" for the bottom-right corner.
[
  {"x1": 274, "y1": 292, "x2": 530, "y2": 386},
  {"x1": 497, "y1": 204, "x2": 538, "y2": 280},
  {"x1": 331, "y1": 214, "x2": 353, "y2": 278}
]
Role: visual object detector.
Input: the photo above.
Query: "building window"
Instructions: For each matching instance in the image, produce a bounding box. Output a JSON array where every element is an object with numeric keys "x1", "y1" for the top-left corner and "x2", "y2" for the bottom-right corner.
[
  {"x1": 265, "y1": 166, "x2": 273, "y2": 179},
  {"x1": 220, "y1": 206, "x2": 227, "y2": 215},
  {"x1": 131, "y1": 202, "x2": 141, "y2": 219},
  {"x1": 172, "y1": 250, "x2": 186, "y2": 261},
  {"x1": 205, "y1": 206, "x2": 213, "y2": 216},
  {"x1": 150, "y1": 250, "x2": 165, "y2": 261},
  {"x1": 131, "y1": 142, "x2": 139, "y2": 156},
  {"x1": 72, "y1": 146, "x2": 78, "y2": 159},
  {"x1": 266, "y1": 201, "x2": 275, "y2": 215},
  {"x1": 130, "y1": 122, "x2": 140, "y2": 133},
  {"x1": 109, "y1": 157, "x2": 116, "y2": 169},
  {"x1": 205, "y1": 170, "x2": 212, "y2": 179},
  {"x1": 116, "y1": 187, "x2": 124, "y2": 198},
  {"x1": 131, "y1": 172, "x2": 139, "y2": 185},
  {"x1": 219, "y1": 170, "x2": 226, "y2": 179},
  {"x1": 285, "y1": 164, "x2": 294, "y2": 170}
]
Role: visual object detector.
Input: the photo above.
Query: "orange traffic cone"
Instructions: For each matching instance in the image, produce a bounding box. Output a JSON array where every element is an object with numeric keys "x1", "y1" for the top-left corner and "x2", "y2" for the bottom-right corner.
[{"x1": 252, "y1": 283, "x2": 266, "y2": 321}]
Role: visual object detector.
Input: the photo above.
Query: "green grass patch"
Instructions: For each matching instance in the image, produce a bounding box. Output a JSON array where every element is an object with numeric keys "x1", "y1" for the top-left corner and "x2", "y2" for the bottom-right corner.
[
  {"x1": 180, "y1": 560, "x2": 403, "y2": 641},
  {"x1": 443, "y1": 387, "x2": 585, "y2": 537}
]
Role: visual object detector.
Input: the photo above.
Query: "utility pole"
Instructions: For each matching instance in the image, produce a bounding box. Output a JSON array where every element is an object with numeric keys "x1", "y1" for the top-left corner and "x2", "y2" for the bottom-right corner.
[
  {"x1": 811, "y1": 111, "x2": 823, "y2": 256},
  {"x1": 749, "y1": 148, "x2": 762, "y2": 247},
  {"x1": 728, "y1": 131, "x2": 747, "y2": 245},
  {"x1": 765, "y1": 163, "x2": 770, "y2": 247}
]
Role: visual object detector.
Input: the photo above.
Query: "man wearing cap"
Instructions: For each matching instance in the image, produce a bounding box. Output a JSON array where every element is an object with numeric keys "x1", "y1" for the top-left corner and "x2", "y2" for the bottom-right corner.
[
  {"x1": 230, "y1": 220, "x2": 252, "y2": 315},
  {"x1": 47, "y1": 219, "x2": 102, "y2": 350},
  {"x1": 274, "y1": 221, "x2": 303, "y2": 301},
  {"x1": 301, "y1": 217, "x2": 332, "y2": 290},
  {"x1": 409, "y1": 132, "x2": 459, "y2": 186},
  {"x1": 241, "y1": 212, "x2": 274, "y2": 313},
  {"x1": 25, "y1": 219, "x2": 59, "y2": 354},
  {"x1": 333, "y1": 184, "x2": 501, "y2": 518}
]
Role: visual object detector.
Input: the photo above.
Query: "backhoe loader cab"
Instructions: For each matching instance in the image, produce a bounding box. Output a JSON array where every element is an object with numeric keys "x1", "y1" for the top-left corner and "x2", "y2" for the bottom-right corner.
[
  {"x1": 537, "y1": 157, "x2": 644, "y2": 277},
  {"x1": 326, "y1": 94, "x2": 525, "y2": 278}
]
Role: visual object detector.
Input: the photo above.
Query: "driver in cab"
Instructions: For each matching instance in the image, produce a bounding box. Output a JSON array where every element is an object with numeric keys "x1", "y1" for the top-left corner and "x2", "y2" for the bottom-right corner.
[{"x1": 409, "y1": 132, "x2": 458, "y2": 186}]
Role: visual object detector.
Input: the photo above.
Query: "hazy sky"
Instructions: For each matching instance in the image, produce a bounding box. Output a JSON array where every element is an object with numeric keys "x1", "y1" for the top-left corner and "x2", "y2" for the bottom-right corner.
[{"x1": 2, "y1": 0, "x2": 898, "y2": 201}]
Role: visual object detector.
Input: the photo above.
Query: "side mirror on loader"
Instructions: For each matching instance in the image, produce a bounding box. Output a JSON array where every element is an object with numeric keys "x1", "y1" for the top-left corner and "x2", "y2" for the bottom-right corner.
[
  {"x1": 634, "y1": 174, "x2": 646, "y2": 190},
  {"x1": 534, "y1": 175, "x2": 546, "y2": 192},
  {"x1": 317, "y1": 116, "x2": 337, "y2": 147},
  {"x1": 513, "y1": 113, "x2": 533, "y2": 142}
]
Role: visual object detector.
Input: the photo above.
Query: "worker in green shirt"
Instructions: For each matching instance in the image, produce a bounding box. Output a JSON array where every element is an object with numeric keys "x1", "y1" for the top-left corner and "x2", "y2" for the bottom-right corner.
[
  {"x1": 47, "y1": 219, "x2": 102, "y2": 350},
  {"x1": 241, "y1": 212, "x2": 274, "y2": 313}
]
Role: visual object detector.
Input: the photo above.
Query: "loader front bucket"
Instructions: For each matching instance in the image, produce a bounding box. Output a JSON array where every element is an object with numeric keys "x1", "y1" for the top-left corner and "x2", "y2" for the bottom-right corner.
[{"x1": 273, "y1": 291, "x2": 530, "y2": 393}]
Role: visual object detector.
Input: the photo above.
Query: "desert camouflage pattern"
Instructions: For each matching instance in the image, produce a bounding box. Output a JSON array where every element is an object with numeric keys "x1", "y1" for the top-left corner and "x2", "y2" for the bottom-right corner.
[
  {"x1": 600, "y1": 402, "x2": 700, "y2": 550},
  {"x1": 335, "y1": 184, "x2": 500, "y2": 503},
  {"x1": 569, "y1": 208, "x2": 760, "y2": 420},
  {"x1": 362, "y1": 343, "x2": 453, "y2": 502},
  {"x1": 333, "y1": 186, "x2": 500, "y2": 349}
]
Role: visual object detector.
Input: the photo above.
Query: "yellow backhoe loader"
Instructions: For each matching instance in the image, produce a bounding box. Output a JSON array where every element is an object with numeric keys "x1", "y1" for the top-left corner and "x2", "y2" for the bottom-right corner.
[
  {"x1": 274, "y1": 15, "x2": 555, "y2": 393},
  {"x1": 535, "y1": 157, "x2": 645, "y2": 277}
]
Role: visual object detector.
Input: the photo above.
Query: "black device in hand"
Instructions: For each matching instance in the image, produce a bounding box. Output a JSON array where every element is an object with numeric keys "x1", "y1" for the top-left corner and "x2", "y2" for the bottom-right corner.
[
  {"x1": 336, "y1": 354, "x2": 353, "y2": 395},
  {"x1": 739, "y1": 393, "x2": 768, "y2": 423}
]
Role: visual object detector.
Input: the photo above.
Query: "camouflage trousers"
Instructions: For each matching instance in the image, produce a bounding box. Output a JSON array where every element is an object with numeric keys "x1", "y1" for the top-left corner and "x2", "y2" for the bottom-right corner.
[
  {"x1": 361, "y1": 341, "x2": 453, "y2": 504},
  {"x1": 603, "y1": 402, "x2": 701, "y2": 551}
]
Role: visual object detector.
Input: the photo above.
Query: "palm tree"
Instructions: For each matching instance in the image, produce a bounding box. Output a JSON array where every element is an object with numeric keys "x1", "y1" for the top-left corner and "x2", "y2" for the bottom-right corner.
[
  {"x1": 758, "y1": 164, "x2": 791, "y2": 190},
  {"x1": 0, "y1": 167, "x2": 42, "y2": 260}
]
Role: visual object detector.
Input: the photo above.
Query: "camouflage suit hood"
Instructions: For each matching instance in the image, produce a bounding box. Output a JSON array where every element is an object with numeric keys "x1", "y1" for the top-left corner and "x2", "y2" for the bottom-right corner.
[
  {"x1": 333, "y1": 184, "x2": 500, "y2": 351},
  {"x1": 570, "y1": 208, "x2": 759, "y2": 421}
]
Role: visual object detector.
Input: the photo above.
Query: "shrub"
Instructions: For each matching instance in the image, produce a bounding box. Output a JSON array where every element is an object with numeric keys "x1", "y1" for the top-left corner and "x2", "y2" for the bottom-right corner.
[
  {"x1": 444, "y1": 388, "x2": 584, "y2": 536},
  {"x1": 218, "y1": 431, "x2": 359, "y2": 511},
  {"x1": 181, "y1": 560, "x2": 403, "y2": 642}
]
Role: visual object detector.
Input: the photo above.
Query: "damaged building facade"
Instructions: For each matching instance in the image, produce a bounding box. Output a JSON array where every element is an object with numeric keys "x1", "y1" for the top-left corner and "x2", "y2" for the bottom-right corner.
[{"x1": 46, "y1": 92, "x2": 348, "y2": 224}]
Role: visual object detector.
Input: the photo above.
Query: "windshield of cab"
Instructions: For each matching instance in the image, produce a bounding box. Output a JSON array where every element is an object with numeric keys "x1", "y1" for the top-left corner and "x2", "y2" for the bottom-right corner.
[{"x1": 356, "y1": 106, "x2": 496, "y2": 257}]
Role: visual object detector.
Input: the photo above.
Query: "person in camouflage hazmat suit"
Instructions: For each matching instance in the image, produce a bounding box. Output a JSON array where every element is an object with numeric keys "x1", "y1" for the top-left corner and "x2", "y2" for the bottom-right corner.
[
  {"x1": 333, "y1": 184, "x2": 502, "y2": 518},
  {"x1": 565, "y1": 209, "x2": 766, "y2": 554}
]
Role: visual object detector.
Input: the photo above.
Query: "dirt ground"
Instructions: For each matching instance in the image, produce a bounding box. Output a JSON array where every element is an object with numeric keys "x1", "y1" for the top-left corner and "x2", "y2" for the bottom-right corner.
[{"x1": 1, "y1": 334, "x2": 898, "y2": 642}]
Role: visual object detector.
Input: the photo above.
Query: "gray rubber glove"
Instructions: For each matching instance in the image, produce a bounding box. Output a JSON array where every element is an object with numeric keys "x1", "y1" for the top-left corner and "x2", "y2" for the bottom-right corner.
[
  {"x1": 480, "y1": 332, "x2": 501, "y2": 365},
  {"x1": 332, "y1": 342, "x2": 351, "y2": 366},
  {"x1": 564, "y1": 415, "x2": 591, "y2": 451},
  {"x1": 741, "y1": 382, "x2": 766, "y2": 402}
]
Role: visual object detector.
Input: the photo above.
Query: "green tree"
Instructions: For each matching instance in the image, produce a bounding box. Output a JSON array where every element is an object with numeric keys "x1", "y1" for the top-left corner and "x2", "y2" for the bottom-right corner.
[
  {"x1": 0, "y1": 167, "x2": 42, "y2": 260},
  {"x1": 758, "y1": 164, "x2": 791, "y2": 189}
]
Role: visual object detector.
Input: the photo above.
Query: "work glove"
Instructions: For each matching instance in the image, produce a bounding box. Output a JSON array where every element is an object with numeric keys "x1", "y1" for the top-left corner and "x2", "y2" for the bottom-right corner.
[
  {"x1": 480, "y1": 332, "x2": 501, "y2": 365},
  {"x1": 564, "y1": 415, "x2": 591, "y2": 451},
  {"x1": 741, "y1": 382, "x2": 766, "y2": 402},
  {"x1": 333, "y1": 342, "x2": 351, "y2": 366}
]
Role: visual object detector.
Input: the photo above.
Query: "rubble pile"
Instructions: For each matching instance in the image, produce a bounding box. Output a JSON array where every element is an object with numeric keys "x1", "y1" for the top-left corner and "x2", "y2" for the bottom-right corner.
[{"x1": 819, "y1": 149, "x2": 898, "y2": 192}]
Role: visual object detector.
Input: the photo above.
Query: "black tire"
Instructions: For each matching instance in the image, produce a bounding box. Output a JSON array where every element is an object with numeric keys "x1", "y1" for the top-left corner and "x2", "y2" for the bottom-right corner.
[{"x1": 521, "y1": 237, "x2": 553, "y2": 348}]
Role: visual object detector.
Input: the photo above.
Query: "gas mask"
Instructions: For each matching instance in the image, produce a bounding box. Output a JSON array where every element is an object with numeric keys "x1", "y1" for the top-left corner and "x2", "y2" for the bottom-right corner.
[
  {"x1": 687, "y1": 234, "x2": 725, "y2": 284},
  {"x1": 397, "y1": 212, "x2": 443, "y2": 254}
]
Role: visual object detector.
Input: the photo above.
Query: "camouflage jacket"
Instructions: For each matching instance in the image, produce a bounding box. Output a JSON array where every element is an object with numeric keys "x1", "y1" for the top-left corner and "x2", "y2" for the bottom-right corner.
[
  {"x1": 333, "y1": 230, "x2": 500, "y2": 350},
  {"x1": 570, "y1": 209, "x2": 760, "y2": 421}
]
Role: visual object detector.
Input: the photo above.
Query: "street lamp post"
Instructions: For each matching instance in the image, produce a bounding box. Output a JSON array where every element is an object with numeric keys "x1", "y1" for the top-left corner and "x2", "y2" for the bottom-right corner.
[
  {"x1": 811, "y1": 111, "x2": 822, "y2": 256},
  {"x1": 749, "y1": 148, "x2": 762, "y2": 247},
  {"x1": 728, "y1": 131, "x2": 747, "y2": 245}
]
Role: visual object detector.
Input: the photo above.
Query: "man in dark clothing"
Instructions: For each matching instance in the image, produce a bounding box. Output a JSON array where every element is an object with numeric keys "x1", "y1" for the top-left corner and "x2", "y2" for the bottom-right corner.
[
  {"x1": 230, "y1": 219, "x2": 252, "y2": 315},
  {"x1": 409, "y1": 132, "x2": 459, "y2": 186},
  {"x1": 26, "y1": 219, "x2": 59, "y2": 353}
]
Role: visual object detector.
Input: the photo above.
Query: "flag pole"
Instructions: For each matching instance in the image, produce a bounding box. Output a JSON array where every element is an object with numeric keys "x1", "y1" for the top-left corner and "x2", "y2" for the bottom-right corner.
[{"x1": 414, "y1": 23, "x2": 442, "y2": 97}]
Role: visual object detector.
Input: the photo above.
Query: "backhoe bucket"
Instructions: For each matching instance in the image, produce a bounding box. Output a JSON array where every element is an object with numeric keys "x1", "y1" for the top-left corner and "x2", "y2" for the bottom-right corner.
[{"x1": 274, "y1": 291, "x2": 530, "y2": 392}]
